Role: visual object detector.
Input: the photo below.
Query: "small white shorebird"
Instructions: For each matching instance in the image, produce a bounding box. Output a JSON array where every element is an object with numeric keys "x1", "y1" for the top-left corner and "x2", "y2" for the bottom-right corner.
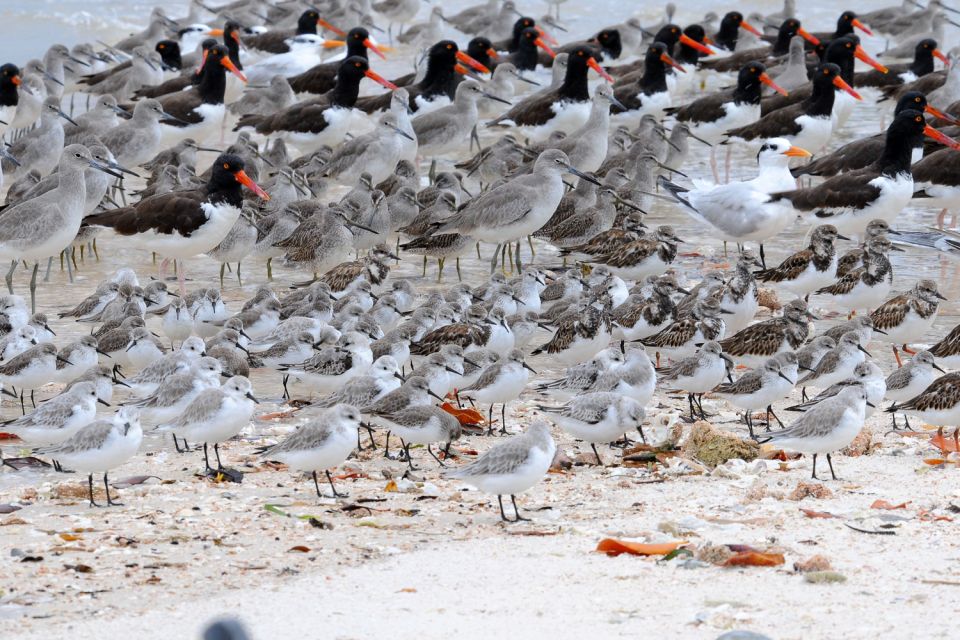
[
  {"x1": 444, "y1": 421, "x2": 556, "y2": 523},
  {"x1": 658, "y1": 341, "x2": 733, "y2": 422},
  {"x1": 157, "y1": 376, "x2": 259, "y2": 472},
  {"x1": 871, "y1": 278, "x2": 947, "y2": 366},
  {"x1": 883, "y1": 350, "x2": 945, "y2": 430},
  {"x1": 459, "y1": 348, "x2": 536, "y2": 435},
  {"x1": 34, "y1": 407, "x2": 142, "y2": 507},
  {"x1": 536, "y1": 392, "x2": 645, "y2": 465},
  {"x1": 260, "y1": 404, "x2": 362, "y2": 498},
  {"x1": 370, "y1": 404, "x2": 462, "y2": 470},
  {"x1": 758, "y1": 385, "x2": 870, "y2": 481},
  {"x1": 713, "y1": 357, "x2": 795, "y2": 438}
]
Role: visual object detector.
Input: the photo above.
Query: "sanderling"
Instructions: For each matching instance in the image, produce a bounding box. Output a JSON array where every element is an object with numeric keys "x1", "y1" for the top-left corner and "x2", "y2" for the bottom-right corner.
[
  {"x1": 658, "y1": 341, "x2": 733, "y2": 422},
  {"x1": 755, "y1": 224, "x2": 846, "y2": 299},
  {"x1": 871, "y1": 279, "x2": 946, "y2": 365},
  {"x1": 55, "y1": 335, "x2": 107, "y2": 384},
  {"x1": 537, "y1": 392, "x2": 645, "y2": 464},
  {"x1": 371, "y1": 404, "x2": 462, "y2": 470},
  {"x1": 929, "y1": 323, "x2": 960, "y2": 370},
  {"x1": 0, "y1": 342, "x2": 69, "y2": 412},
  {"x1": 34, "y1": 407, "x2": 142, "y2": 507},
  {"x1": 151, "y1": 297, "x2": 192, "y2": 348},
  {"x1": 534, "y1": 347, "x2": 625, "y2": 401},
  {"x1": 814, "y1": 236, "x2": 901, "y2": 314},
  {"x1": 789, "y1": 361, "x2": 886, "y2": 420},
  {"x1": 125, "y1": 356, "x2": 223, "y2": 429},
  {"x1": 640, "y1": 292, "x2": 729, "y2": 360},
  {"x1": 2, "y1": 381, "x2": 106, "y2": 454},
  {"x1": 720, "y1": 299, "x2": 814, "y2": 367},
  {"x1": 532, "y1": 304, "x2": 611, "y2": 366},
  {"x1": 758, "y1": 386, "x2": 870, "y2": 480},
  {"x1": 444, "y1": 421, "x2": 556, "y2": 523},
  {"x1": 821, "y1": 316, "x2": 880, "y2": 347},
  {"x1": 883, "y1": 350, "x2": 945, "y2": 429},
  {"x1": 798, "y1": 331, "x2": 870, "y2": 390},
  {"x1": 260, "y1": 404, "x2": 362, "y2": 498},
  {"x1": 460, "y1": 349, "x2": 536, "y2": 435},
  {"x1": 158, "y1": 376, "x2": 258, "y2": 472},
  {"x1": 713, "y1": 358, "x2": 795, "y2": 437}
]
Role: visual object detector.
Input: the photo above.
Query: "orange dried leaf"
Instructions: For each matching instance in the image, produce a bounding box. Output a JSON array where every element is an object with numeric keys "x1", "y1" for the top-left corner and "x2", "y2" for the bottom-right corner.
[
  {"x1": 918, "y1": 509, "x2": 954, "y2": 522},
  {"x1": 930, "y1": 427, "x2": 960, "y2": 453},
  {"x1": 58, "y1": 533, "x2": 82, "y2": 541},
  {"x1": 384, "y1": 479, "x2": 398, "y2": 492},
  {"x1": 870, "y1": 499, "x2": 909, "y2": 510},
  {"x1": 596, "y1": 538, "x2": 688, "y2": 557},
  {"x1": 288, "y1": 545, "x2": 310, "y2": 553},
  {"x1": 723, "y1": 551, "x2": 785, "y2": 567},
  {"x1": 397, "y1": 587, "x2": 417, "y2": 593},
  {"x1": 924, "y1": 458, "x2": 947, "y2": 465},
  {"x1": 800, "y1": 508, "x2": 838, "y2": 519},
  {"x1": 440, "y1": 402, "x2": 487, "y2": 426}
]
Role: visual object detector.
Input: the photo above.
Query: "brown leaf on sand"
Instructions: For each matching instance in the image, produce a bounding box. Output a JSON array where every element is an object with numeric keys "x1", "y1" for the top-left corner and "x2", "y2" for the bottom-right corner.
[
  {"x1": 842, "y1": 427, "x2": 873, "y2": 457},
  {"x1": 723, "y1": 551, "x2": 785, "y2": 567},
  {"x1": 800, "y1": 508, "x2": 838, "y2": 519},
  {"x1": 788, "y1": 482, "x2": 833, "y2": 501},
  {"x1": 596, "y1": 538, "x2": 688, "y2": 557},
  {"x1": 870, "y1": 499, "x2": 909, "y2": 510},
  {"x1": 288, "y1": 545, "x2": 310, "y2": 553},
  {"x1": 794, "y1": 554, "x2": 832, "y2": 573},
  {"x1": 930, "y1": 427, "x2": 960, "y2": 454}
]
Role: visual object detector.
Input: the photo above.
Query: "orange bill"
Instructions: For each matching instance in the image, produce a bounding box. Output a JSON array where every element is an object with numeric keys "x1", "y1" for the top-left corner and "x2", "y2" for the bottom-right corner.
[
  {"x1": 220, "y1": 56, "x2": 247, "y2": 82},
  {"x1": 588, "y1": 56, "x2": 615, "y2": 81},
  {"x1": 797, "y1": 27, "x2": 820, "y2": 45},
  {"x1": 739, "y1": 19, "x2": 762, "y2": 36},
  {"x1": 833, "y1": 74, "x2": 861, "y2": 100},
  {"x1": 855, "y1": 45, "x2": 887, "y2": 73},
  {"x1": 208, "y1": 28, "x2": 224, "y2": 36},
  {"x1": 364, "y1": 38, "x2": 387, "y2": 60},
  {"x1": 317, "y1": 19, "x2": 346, "y2": 36},
  {"x1": 11, "y1": 74, "x2": 20, "y2": 86},
  {"x1": 235, "y1": 169, "x2": 269, "y2": 200},
  {"x1": 364, "y1": 68, "x2": 398, "y2": 90},
  {"x1": 925, "y1": 104, "x2": 960, "y2": 126},
  {"x1": 534, "y1": 37, "x2": 556, "y2": 58},
  {"x1": 456, "y1": 50, "x2": 490, "y2": 74},
  {"x1": 760, "y1": 72, "x2": 788, "y2": 96},
  {"x1": 487, "y1": 47, "x2": 498, "y2": 59},
  {"x1": 679, "y1": 33, "x2": 714, "y2": 55},
  {"x1": 535, "y1": 26, "x2": 559, "y2": 46},
  {"x1": 851, "y1": 18, "x2": 872, "y2": 36},
  {"x1": 784, "y1": 145, "x2": 812, "y2": 157},
  {"x1": 322, "y1": 39, "x2": 347, "y2": 49},
  {"x1": 934, "y1": 48, "x2": 950, "y2": 65},
  {"x1": 924, "y1": 124, "x2": 960, "y2": 150},
  {"x1": 454, "y1": 62, "x2": 470, "y2": 75},
  {"x1": 659, "y1": 52, "x2": 686, "y2": 73},
  {"x1": 196, "y1": 49, "x2": 209, "y2": 74}
]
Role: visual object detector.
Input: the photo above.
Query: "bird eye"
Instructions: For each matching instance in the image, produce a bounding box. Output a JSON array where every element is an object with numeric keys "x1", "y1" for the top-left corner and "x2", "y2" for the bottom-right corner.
[{"x1": 223, "y1": 162, "x2": 229, "y2": 169}]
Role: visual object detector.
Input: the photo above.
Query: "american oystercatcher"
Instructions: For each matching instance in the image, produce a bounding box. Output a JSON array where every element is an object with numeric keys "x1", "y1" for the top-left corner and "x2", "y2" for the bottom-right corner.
[
  {"x1": 712, "y1": 11, "x2": 764, "y2": 51},
  {"x1": 611, "y1": 42, "x2": 685, "y2": 120},
  {"x1": 242, "y1": 9, "x2": 343, "y2": 56},
  {"x1": 699, "y1": 18, "x2": 821, "y2": 73},
  {"x1": 235, "y1": 57, "x2": 398, "y2": 153},
  {"x1": 723, "y1": 63, "x2": 860, "y2": 155},
  {"x1": 770, "y1": 109, "x2": 960, "y2": 236},
  {"x1": 793, "y1": 91, "x2": 960, "y2": 178},
  {"x1": 84, "y1": 154, "x2": 269, "y2": 293},
  {"x1": 287, "y1": 27, "x2": 388, "y2": 95},
  {"x1": 489, "y1": 45, "x2": 613, "y2": 142}
]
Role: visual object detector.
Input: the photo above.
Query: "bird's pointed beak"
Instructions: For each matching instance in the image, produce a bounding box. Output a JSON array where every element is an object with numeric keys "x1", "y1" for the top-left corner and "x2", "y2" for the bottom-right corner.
[
  {"x1": 779, "y1": 372, "x2": 793, "y2": 383},
  {"x1": 535, "y1": 26, "x2": 559, "y2": 46},
  {"x1": 363, "y1": 38, "x2": 387, "y2": 60},
  {"x1": 784, "y1": 145, "x2": 812, "y2": 157},
  {"x1": 10, "y1": 74, "x2": 21, "y2": 86},
  {"x1": 456, "y1": 50, "x2": 490, "y2": 74},
  {"x1": 534, "y1": 37, "x2": 557, "y2": 59},
  {"x1": 246, "y1": 391, "x2": 260, "y2": 403},
  {"x1": 924, "y1": 124, "x2": 960, "y2": 150},
  {"x1": 855, "y1": 45, "x2": 887, "y2": 74},
  {"x1": 933, "y1": 48, "x2": 950, "y2": 66},
  {"x1": 487, "y1": 47, "x2": 499, "y2": 59},
  {"x1": 97, "y1": 398, "x2": 111, "y2": 406},
  {"x1": 659, "y1": 52, "x2": 686, "y2": 73},
  {"x1": 739, "y1": 19, "x2": 762, "y2": 36},
  {"x1": 482, "y1": 91, "x2": 511, "y2": 105},
  {"x1": 234, "y1": 169, "x2": 270, "y2": 200},
  {"x1": 88, "y1": 158, "x2": 124, "y2": 180},
  {"x1": 523, "y1": 361, "x2": 538, "y2": 374},
  {"x1": 587, "y1": 56, "x2": 615, "y2": 81},
  {"x1": 797, "y1": 27, "x2": 820, "y2": 46},
  {"x1": 220, "y1": 55, "x2": 247, "y2": 82},
  {"x1": 323, "y1": 39, "x2": 347, "y2": 49},
  {"x1": 679, "y1": 33, "x2": 714, "y2": 56},
  {"x1": 364, "y1": 68, "x2": 399, "y2": 90},
  {"x1": 858, "y1": 345, "x2": 872, "y2": 356},
  {"x1": 759, "y1": 72, "x2": 788, "y2": 96},
  {"x1": 832, "y1": 75, "x2": 862, "y2": 100},
  {"x1": 851, "y1": 18, "x2": 872, "y2": 36},
  {"x1": 317, "y1": 19, "x2": 347, "y2": 36},
  {"x1": 57, "y1": 108, "x2": 79, "y2": 127}
]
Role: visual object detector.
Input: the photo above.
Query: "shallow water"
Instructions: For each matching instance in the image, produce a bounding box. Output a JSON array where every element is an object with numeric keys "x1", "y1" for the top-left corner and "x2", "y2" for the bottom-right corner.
[{"x1": 0, "y1": 0, "x2": 958, "y2": 497}]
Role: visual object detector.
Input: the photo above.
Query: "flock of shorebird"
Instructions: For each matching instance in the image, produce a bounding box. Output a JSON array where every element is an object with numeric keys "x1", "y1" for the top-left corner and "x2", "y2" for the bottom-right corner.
[{"x1": 1, "y1": 0, "x2": 960, "y2": 522}]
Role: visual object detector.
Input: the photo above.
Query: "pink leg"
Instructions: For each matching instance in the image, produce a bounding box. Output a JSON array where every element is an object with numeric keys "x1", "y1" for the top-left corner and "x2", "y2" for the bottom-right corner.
[
  {"x1": 937, "y1": 208, "x2": 948, "y2": 230},
  {"x1": 710, "y1": 146, "x2": 719, "y2": 183},
  {"x1": 176, "y1": 259, "x2": 187, "y2": 296},
  {"x1": 724, "y1": 146, "x2": 732, "y2": 184},
  {"x1": 159, "y1": 257, "x2": 170, "y2": 281}
]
